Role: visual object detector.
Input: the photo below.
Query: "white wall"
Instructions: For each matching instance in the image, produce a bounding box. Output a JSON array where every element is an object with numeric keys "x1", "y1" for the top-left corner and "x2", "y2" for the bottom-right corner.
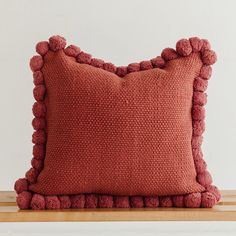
[
  {"x1": 0, "y1": 0, "x2": 236, "y2": 191},
  {"x1": 1, "y1": 222, "x2": 236, "y2": 236}
]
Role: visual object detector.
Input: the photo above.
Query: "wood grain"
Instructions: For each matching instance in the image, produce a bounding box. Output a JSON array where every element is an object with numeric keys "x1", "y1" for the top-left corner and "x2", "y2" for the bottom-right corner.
[{"x1": 0, "y1": 191, "x2": 236, "y2": 222}]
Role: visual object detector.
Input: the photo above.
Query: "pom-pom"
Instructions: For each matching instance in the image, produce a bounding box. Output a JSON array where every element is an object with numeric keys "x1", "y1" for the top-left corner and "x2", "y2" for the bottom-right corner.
[
  {"x1": 200, "y1": 66, "x2": 212, "y2": 80},
  {"x1": 193, "y1": 92, "x2": 207, "y2": 106},
  {"x1": 184, "y1": 193, "x2": 201, "y2": 208},
  {"x1": 192, "y1": 136, "x2": 203, "y2": 148},
  {"x1": 70, "y1": 194, "x2": 85, "y2": 208},
  {"x1": 14, "y1": 178, "x2": 28, "y2": 194},
  {"x1": 194, "y1": 158, "x2": 207, "y2": 174},
  {"x1": 32, "y1": 117, "x2": 46, "y2": 130},
  {"x1": 194, "y1": 77, "x2": 208, "y2": 92},
  {"x1": 192, "y1": 105, "x2": 205, "y2": 121},
  {"x1": 206, "y1": 185, "x2": 221, "y2": 202},
  {"x1": 161, "y1": 48, "x2": 178, "y2": 61},
  {"x1": 103, "y1": 62, "x2": 117, "y2": 73},
  {"x1": 201, "y1": 39, "x2": 211, "y2": 52},
  {"x1": 30, "y1": 55, "x2": 43, "y2": 72},
  {"x1": 31, "y1": 194, "x2": 45, "y2": 210},
  {"x1": 32, "y1": 130, "x2": 46, "y2": 144},
  {"x1": 64, "y1": 45, "x2": 81, "y2": 57},
  {"x1": 31, "y1": 158, "x2": 43, "y2": 171},
  {"x1": 98, "y1": 195, "x2": 113, "y2": 208},
  {"x1": 189, "y1": 37, "x2": 203, "y2": 52},
  {"x1": 59, "y1": 195, "x2": 71, "y2": 209},
  {"x1": 33, "y1": 85, "x2": 46, "y2": 101},
  {"x1": 193, "y1": 120, "x2": 205, "y2": 136},
  {"x1": 197, "y1": 171, "x2": 213, "y2": 187},
  {"x1": 77, "y1": 52, "x2": 92, "y2": 64},
  {"x1": 151, "y1": 56, "x2": 165, "y2": 68},
  {"x1": 16, "y1": 191, "x2": 32, "y2": 209},
  {"x1": 130, "y1": 196, "x2": 144, "y2": 208},
  {"x1": 116, "y1": 66, "x2": 128, "y2": 77},
  {"x1": 201, "y1": 50, "x2": 217, "y2": 65},
  {"x1": 25, "y1": 167, "x2": 38, "y2": 182},
  {"x1": 192, "y1": 148, "x2": 203, "y2": 160},
  {"x1": 159, "y1": 196, "x2": 173, "y2": 207},
  {"x1": 33, "y1": 71, "x2": 44, "y2": 85},
  {"x1": 49, "y1": 35, "x2": 66, "y2": 51},
  {"x1": 201, "y1": 192, "x2": 217, "y2": 208},
  {"x1": 90, "y1": 58, "x2": 104, "y2": 68},
  {"x1": 192, "y1": 148, "x2": 203, "y2": 159},
  {"x1": 127, "y1": 63, "x2": 140, "y2": 73},
  {"x1": 114, "y1": 196, "x2": 130, "y2": 208},
  {"x1": 36, "y1": 41, "x2": 49, "y2": 56},
  {"x1": 172, "y1": 195, "x2": 184, "y2": 207},
  {"x1": 25, "y1": 167, "x2": 38, "y2": 183},
  {"x1": 32, "y1": 102, "x2": 46, "y2": 118},
  {"x1": 85, "y1": 194, "x2": 98, "y2": 208},
  {"x1": 33, "y1": 144, "x2": 45, "y2": 160},
  {"x1": 176, "y1": 39, "x2": 192, "y2": 56},
  {"x1": 140, "y1": 61, "x2": 153, "y2": 70},
  {"x1": 45, "y1": 196, "x2": 61, "y2": 209},
  {"x1": 144, "y1": 196, "x2": 159, "y2": 208}
]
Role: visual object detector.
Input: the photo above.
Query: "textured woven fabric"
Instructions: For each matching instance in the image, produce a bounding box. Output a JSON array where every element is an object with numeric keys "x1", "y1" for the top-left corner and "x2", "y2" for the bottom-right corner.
[
  {"x1": 29, "y1": 50, "x2": 205, "y2": 196},
  {"x1": 14, "y1": 36, "x2": 220, "y2": 209}
]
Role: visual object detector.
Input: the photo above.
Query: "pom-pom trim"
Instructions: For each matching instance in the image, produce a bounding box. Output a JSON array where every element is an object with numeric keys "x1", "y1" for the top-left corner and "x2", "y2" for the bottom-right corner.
[{"x1": 15, "y1": 35, "x2": 220, "y2": 209}]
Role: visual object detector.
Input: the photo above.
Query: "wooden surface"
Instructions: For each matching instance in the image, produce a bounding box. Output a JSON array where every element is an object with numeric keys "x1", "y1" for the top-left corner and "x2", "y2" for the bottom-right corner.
[{"x1": 0, "y1": 190, "x2": 236, "y2": 222}]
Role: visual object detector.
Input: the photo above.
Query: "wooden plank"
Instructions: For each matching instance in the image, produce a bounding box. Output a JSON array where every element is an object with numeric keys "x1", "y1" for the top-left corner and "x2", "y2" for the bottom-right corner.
[
  {"x1": 0, "y1": 191, "x2": 236, "y2": 222},
  {"x1": 1, "y1": 205, "x2": 236, "y2": 222}
]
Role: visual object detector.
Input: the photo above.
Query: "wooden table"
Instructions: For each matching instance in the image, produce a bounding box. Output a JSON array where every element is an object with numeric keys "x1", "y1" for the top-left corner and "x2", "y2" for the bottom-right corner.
[{"x1": 0, "y1": 190, "x2": 236, "y2": 222}]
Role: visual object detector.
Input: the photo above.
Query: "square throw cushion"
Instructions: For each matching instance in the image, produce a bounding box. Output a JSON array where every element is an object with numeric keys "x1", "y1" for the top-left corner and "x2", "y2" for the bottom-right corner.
[{"x1": 15, "y1": 35, "x2": 220, "y2": 210}]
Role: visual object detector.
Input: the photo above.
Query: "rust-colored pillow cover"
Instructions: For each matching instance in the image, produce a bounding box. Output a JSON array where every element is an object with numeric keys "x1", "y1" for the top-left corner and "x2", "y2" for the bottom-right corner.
[{"x1": 15, "y1": 35, "x2": 220, "y2": 210}]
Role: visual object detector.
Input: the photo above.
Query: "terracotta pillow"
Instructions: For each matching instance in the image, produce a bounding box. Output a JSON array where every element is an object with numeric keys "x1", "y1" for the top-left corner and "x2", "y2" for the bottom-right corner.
[{"x1": 15, "y1": 35, "x2": 220, "y2": 210}]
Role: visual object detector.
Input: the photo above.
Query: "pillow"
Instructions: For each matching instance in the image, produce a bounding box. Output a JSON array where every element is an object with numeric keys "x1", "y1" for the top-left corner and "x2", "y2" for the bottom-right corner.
[{"x1": 14, "y1": 35, "x2": 220, "y2": 210}]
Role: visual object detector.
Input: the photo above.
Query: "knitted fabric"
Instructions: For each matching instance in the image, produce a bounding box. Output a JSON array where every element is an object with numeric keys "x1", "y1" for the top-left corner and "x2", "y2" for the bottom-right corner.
[
  {"x1": 30, "y1": 51, "x2": 203, "y2": 196},
  {"x1": 15, "y1": 36, "x2": 220, "y2": 209}
]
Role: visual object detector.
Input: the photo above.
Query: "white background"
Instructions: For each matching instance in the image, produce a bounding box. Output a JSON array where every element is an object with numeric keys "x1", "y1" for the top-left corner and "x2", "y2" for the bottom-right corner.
[{"x1": 0, "y1": 0, "x2": 236, "y2": 235}]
